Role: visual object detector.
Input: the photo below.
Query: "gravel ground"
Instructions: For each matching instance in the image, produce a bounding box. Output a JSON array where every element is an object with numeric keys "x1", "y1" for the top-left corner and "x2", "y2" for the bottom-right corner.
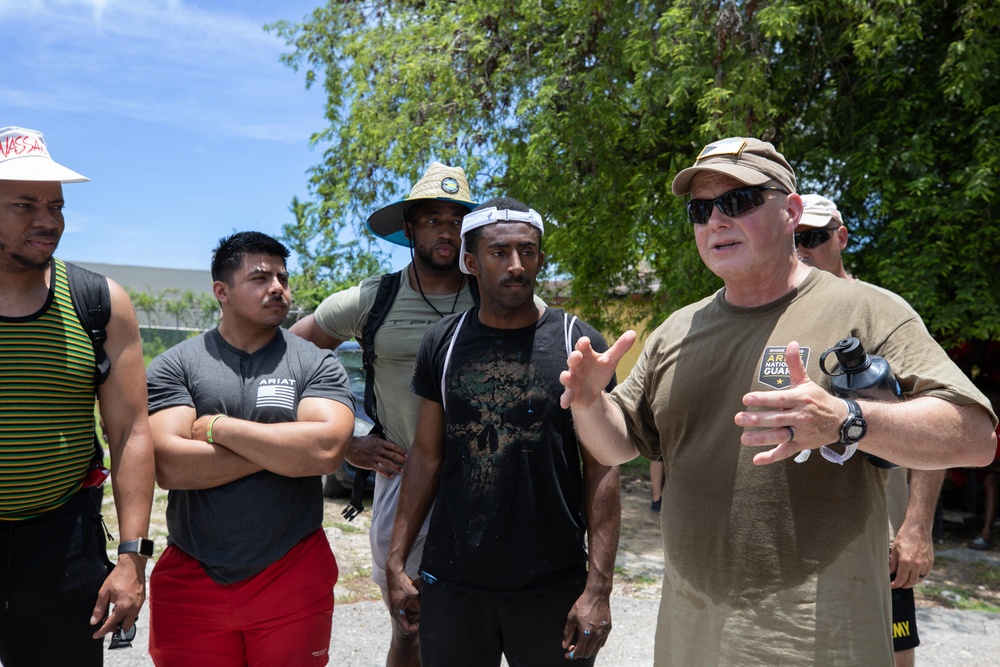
[
  {"x1": 97, "y1": 482, "x2": 1000, "y2": 665},
  {"x1": 103, "y1": 594, "x2": 1000, "y2": 666}
]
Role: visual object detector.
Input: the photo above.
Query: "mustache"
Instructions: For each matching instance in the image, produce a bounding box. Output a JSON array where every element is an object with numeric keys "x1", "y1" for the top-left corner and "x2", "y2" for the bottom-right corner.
[
  {"x1": 265, "y1": 296, "x2": 288, "y2": 305},
  {"x1": 500, "y1": 277, "x2": 529, "y2": 287}
]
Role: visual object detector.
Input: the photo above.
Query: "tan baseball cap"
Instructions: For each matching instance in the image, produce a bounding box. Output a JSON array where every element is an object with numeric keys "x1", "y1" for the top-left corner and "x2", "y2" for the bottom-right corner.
[
  {"x1": 366, "y1": 162, "x2": 476, "y2": 247},
  {"x1": 0, "y1": 126, "x2": 89, "y2": 183},
  {"x1": 671, "y1": 137, "x2": 795, "y2": 195},
  {"x1": 798, "y1": 194, "x2": 843, "y2": 228}
]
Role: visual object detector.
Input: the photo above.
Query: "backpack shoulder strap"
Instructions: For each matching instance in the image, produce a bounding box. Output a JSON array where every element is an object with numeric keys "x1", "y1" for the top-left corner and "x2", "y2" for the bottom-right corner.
[
  {"x1": 65, "y1": 261, "x2": 112, "y2": 386},
  {"x1": 359, "y1": 270, "x2": 402, "y2": 425},
  {"x1": 342, "y1": 270, "x2": 404, "y2": 522}
]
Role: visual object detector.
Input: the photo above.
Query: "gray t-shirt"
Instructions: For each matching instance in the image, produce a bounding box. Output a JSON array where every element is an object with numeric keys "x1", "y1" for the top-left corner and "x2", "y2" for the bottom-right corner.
[{"x1": 146, "y1": 328, "x2": 355, "y2": 584}]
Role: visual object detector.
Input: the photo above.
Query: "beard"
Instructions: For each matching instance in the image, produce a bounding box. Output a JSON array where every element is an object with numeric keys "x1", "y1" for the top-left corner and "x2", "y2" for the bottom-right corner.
[
  {"x1": 413, "y1": 241, "x2": 459, "y2": 272},
  {"x1": 0, "y1": 241, "x2": 55, "y2": 272}
]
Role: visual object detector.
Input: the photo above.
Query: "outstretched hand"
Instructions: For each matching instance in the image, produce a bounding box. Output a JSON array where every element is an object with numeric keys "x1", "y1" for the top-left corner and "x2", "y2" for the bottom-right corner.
[
  {"x1": 735, "y1": 341, "x2": 846, "y2": 465},
  {"x1": 560, "y1": 331, "x2": 636, "y2": 410}
]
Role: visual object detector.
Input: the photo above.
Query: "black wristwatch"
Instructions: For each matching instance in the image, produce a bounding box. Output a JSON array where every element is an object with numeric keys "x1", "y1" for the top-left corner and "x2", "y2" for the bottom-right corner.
[
  {"x1": 838, "y1": 398, "x2": 867, "y2": 446},
  {"x1": 118, "y1": 538, "x2": 154, "y2": 558}
]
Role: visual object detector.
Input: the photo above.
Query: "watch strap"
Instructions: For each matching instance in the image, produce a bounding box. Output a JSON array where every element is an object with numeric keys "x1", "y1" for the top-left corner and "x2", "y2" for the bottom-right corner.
[
  {"x1": 839, "y1": 398, "x2": 866, "y2": 443},
  {"x1": 118, "y1": 538, "x2": 154, "y2": 558}
]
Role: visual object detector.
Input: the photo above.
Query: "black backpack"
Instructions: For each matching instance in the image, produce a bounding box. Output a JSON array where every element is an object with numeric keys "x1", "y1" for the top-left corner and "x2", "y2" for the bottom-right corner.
[
  {"x1": 342, "y1": 271, "x2": 478, "y2": 520},
  {"x1": 64, "y1": 261, "x2": 113, "y2": 488},
  {"x1": 65, "y1": 261, "x2": 112, "y2": 386}
]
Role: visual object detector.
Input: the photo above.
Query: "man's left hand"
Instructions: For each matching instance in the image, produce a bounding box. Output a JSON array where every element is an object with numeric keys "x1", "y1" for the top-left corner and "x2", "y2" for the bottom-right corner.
[
  {"x1": 562, "y1": 589, "x2": 611, "y2": 660},
  {"x1": 90, "y1": 554, "x2": 146, "y2": 638},
  {"x1": 890, "y1": 519, "x2": 935, "y2": 589},
  {"x1": 735, "y1": 341, "x2": 846, "y2": 465}
]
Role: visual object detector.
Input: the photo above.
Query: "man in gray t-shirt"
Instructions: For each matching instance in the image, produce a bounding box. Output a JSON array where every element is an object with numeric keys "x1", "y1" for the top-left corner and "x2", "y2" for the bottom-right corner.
[{"x1": 146, "y1": 232, "x2": 356, "y2": 666}]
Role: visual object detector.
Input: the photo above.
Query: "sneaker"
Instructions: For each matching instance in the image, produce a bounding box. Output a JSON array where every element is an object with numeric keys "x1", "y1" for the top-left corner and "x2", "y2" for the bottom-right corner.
[
  {"x1": 650, "y1": 499, "x2": 662, "y2": 513},
  {"x1": 968, "y1": 536, "x2": 992, "y2": 550}
]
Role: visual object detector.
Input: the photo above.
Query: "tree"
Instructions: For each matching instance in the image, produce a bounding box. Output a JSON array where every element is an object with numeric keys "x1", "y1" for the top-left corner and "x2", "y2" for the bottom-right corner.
[
  {"x1": 281, "y1": 195, "x2": 387, "y2": 312},
  {"x1": 269, "y1": 0, "x2": 999, "y2": 350}
]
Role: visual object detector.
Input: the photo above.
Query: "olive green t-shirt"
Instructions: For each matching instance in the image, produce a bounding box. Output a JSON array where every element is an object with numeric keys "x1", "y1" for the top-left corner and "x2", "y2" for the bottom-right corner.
[
  {"x1": 312, "y1": 269, "x2": 476, "y2": 453},
  {"x1": 613, "y1": 268, "x2": 994, "y2": 667}
]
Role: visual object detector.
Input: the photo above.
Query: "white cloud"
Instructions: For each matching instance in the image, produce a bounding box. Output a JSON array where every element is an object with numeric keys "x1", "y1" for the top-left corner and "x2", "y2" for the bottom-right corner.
[{"x1": 0, "y1": 0, "x2": 316, "y2": 142}]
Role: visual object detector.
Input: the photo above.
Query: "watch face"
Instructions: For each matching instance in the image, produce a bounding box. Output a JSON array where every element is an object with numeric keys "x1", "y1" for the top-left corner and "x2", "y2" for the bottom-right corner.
[{"x1": 847, "y1": 423, "x2": 865, "y2": 440}]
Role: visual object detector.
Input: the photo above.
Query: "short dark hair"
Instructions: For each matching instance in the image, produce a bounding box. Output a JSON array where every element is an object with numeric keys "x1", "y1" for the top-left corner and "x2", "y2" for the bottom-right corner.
[
  {"x1": 464, "y1": 196, "x2": 540, "y2": 256},
  {"x1": 211, "y1": 231, "x2": 290, "y2": 283}
]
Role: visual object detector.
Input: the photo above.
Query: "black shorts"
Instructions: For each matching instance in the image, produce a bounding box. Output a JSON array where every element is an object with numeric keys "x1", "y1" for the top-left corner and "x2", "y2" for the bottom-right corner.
[
  {"x1": 891, "y1": 586, "x2": 920, "y2": 652},
  {"x1": 419, "y1": 577, "x2": 593, "y2": 667},
  {"x1": 0, "y1": 492, "x2": 113, "y2": 667}
]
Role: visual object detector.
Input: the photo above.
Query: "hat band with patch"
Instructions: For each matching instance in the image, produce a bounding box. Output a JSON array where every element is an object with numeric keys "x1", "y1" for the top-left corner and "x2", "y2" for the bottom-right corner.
[{"x1": 366, "y1": 162, "x2": 476, "y2": 247}]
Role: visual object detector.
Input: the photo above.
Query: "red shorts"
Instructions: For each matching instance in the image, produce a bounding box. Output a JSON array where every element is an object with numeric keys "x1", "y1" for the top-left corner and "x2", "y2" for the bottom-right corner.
[{"x1": 148, "y1": 528, "x2": 337, "y2": 667}]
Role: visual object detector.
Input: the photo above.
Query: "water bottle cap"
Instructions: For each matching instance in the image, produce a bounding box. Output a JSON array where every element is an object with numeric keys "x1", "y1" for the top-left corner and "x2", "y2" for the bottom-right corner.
[{"x1": 833, "y1": 337, "x2": 870, "y2": 371}]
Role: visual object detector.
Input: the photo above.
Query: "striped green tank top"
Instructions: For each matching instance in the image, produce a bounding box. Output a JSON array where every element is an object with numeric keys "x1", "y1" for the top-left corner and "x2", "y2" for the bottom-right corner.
[{"x1": 0, "y1": 258, "x2": 98, "y2": 520}]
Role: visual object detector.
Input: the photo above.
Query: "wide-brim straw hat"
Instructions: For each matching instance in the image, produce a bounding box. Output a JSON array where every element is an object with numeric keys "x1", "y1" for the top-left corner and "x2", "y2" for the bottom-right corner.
[{"x1": 366, "y1": 162, "x2": 476, "y2": 246}]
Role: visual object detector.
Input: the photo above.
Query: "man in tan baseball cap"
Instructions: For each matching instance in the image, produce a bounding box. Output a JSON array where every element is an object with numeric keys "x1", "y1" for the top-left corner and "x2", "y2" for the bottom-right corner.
[
  {"x1": 0, "y1": 126, "x2": 154, "y2": 665},
  {"x1": 560, "y1": 136, "x2": 997, "y2": 666}
]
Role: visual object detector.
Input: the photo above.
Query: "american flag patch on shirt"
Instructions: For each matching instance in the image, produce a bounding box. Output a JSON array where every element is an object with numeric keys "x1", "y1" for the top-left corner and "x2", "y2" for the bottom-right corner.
[{"x1": 256, "y1": 384, "x2": 295, "y2": 410}]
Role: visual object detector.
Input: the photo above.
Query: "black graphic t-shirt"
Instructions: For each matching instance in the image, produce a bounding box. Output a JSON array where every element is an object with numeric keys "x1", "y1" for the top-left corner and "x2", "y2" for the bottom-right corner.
[{"x1": 411, "y1": 307, "x2": 611, "y2": 593}]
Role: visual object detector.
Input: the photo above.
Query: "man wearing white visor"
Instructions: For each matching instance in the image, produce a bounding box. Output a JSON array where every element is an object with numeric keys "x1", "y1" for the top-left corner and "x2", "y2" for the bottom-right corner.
[
  {"x1": 387, "y1": 198, "x2": 621, "y2": 665},
  {"x1": 795, "y1": 193, "x2": 941, "y2": 667},
  {"x1": 0, "y1": 126, "x2": 155, "y2": 665}
]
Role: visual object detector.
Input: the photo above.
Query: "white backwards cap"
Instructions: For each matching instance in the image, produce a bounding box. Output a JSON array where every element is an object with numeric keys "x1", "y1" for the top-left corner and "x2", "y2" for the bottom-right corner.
[{"x1": 459, "y1": 206, "x2": 544, "y2": 274}]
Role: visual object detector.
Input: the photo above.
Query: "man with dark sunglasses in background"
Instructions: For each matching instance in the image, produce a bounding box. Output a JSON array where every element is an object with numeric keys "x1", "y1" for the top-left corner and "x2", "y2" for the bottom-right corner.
[
  {"x1": 795, "y1": 194, "x2": 942, "y2": 667},
  {"x1": 559, "y1": 137, "x2": 997, "y2": 666}
]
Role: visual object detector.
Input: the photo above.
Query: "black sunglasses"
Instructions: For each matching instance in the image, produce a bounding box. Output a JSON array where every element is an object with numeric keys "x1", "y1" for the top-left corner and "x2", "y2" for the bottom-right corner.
[
  {"x1": 686, "y1": 186, "x2": 789, "y2": 225},
  {"x1": 794, "y1": 226, "x2": 840, "y2": 249}
]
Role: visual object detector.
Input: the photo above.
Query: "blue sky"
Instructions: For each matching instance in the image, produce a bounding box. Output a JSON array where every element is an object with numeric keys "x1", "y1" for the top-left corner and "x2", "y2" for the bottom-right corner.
[{"x1": 2, "y1": 0, "x2": 409, "y2": 271}]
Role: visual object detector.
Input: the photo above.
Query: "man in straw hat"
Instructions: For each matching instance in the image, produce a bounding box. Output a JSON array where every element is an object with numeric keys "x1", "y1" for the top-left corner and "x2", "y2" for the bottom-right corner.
[
  {"x1": 795, "y1": 193, "x2": 943, "y2": 667},
  {"x1": 559, "y1": 137, "x2": 997, "y2": 665},
  {"x1": 387, "y1": 196, "x2": 619, "y2": 665},
  {"x1": 291, "y1": 162, "x2": 482, "y2": 665},
  {"x1": 0, "y1": 126, "x2": 155, "y2": 665}
]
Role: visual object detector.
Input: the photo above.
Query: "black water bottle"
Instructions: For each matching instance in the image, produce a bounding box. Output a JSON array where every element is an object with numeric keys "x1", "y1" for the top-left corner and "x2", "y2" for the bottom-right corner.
[{"x1": 819, "y1": 337, "x2": 901, "y2": 469}]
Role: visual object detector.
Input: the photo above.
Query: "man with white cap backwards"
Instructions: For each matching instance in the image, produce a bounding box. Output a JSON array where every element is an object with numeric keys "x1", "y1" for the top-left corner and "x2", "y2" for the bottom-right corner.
[
  {"x1": 291, "y1": 162, "x2": 484, "y2": 666},
  {"x1": 386, "y1": 197, "x2": 620, "y2": 666},
  {"x1": 795, "y1": 193, "x2": 942, "y2": 667},
  {"x1": 558, "y1": 137, "x2": 997, "y2": 666},
  {"x1": 0, "y1": 127, "x2": 154, "y2": 665}
]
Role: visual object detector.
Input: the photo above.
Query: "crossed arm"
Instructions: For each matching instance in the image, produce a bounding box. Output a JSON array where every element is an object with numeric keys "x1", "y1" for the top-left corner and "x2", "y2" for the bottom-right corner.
[
  {"x1": 291, "y1": 314, "x2": 408, "y2": 478},
  {"x1": 150, "y1": 396, "x2": 354, "y2": 490}
]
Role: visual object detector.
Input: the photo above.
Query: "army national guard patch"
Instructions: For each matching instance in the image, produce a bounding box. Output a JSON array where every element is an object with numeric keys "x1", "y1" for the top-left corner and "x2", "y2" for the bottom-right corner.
[{"x1": 757, "y1": 345, "x2": 810, "y2": 389}]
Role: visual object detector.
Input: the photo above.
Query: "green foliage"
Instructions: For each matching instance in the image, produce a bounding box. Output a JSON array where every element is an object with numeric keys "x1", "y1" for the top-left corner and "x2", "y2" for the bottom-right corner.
[
  {"x1": 127, "y1": 288, "x2": 218, "y2": 361},
  {"x1": 270, "y1": 1, "x2": 1000, "y2": 345},
  {"x1": 281, "y1": 196, "x2": 387, "y2": 312}
]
